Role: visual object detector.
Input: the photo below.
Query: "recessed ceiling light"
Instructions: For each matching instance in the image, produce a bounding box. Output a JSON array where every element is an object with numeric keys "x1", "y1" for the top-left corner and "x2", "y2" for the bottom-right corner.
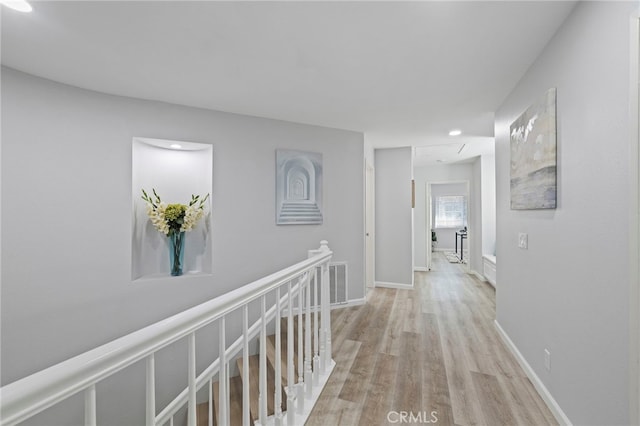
[
  {"x1": 170, "y1": 144, "x2": 182, "y2": 149},
  {"x1": 449, "y1": 129, "x2": 462, "y2": 136},
  {"x1": 1, "y1": 0, "x2": 32, "y2": 12}
]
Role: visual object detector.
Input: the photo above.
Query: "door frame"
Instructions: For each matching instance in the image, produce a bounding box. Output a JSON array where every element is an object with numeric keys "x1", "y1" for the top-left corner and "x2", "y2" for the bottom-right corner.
[
  {"x1": 629, "y1": 10, "x2": 640, "y2": 426},
  {"x1": 428, "y1": 180, "x2": 471, "y2": 270},
  {"x1": 365, "y1": 161, "x2": 375, "y2": 291},
  {"x1": 426, "y1": 183, "x2": 432, "y2": 271}
]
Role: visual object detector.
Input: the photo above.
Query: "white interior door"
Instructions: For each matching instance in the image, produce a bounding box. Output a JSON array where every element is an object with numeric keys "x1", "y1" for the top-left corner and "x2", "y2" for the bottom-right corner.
[{"x1": 365, "y1": 162, "x2": 375, "y2": 289}]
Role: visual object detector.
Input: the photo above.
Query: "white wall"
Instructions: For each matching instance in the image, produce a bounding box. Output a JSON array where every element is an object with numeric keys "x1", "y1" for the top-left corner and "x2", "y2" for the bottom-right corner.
[
  {"x1": 413, "y1": 163, "x2": 473, "y2": 270},
  {"x1": 495, "y1": 2, "x2": 637, "y2": 424},
  {"x1": 470, "y1": 158, "x2": 483, "y2": 274},
  {"x1": 1, "y1": 68, "x2": 365, "y2": 424},
  {"x1": 374, "y1": 147, "x2": 413, "y2": 287},
  {"x1": 481, "y1": 154, "x2": 496, "y2": 256}
]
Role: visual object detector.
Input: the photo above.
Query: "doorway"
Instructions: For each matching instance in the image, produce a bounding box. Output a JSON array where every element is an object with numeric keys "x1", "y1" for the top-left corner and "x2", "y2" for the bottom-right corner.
[{"x1": 427, "y1": 181, "x2": 471, "y2": 271}]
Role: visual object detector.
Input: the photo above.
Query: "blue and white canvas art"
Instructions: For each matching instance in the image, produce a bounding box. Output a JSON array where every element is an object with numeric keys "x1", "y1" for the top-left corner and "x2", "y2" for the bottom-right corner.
[
  {"x1": 276, "y1": 149, "x2": 323, "y2": 225},
  {"x1": 510, "y1": 88, "x2": 557, "y2": 210}
]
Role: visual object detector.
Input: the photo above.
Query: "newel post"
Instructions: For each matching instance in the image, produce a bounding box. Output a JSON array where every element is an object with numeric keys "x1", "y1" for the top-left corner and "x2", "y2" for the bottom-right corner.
[{"x1": 309, "y1": 240, "x2": 332, "y2": 374}]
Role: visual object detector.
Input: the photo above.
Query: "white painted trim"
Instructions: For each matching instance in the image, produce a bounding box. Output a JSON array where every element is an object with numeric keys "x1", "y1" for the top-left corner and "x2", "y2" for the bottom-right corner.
[
  {"x1": 284, "y1": 297, "x2": 366, "y2": 316},
  {"x1": 414, "y1": 266, "x2": 429, "y2": 272},
  {"x1": 411, "y1": 151, "x2": 416, "y2": 289},
  {"x1": 629, "y1": 9, "x2": 640, "y2": 426},
  {"x1": 332, "y1": 297, "x2": 366, "y2": 310},
  {"x1": 375, "y1": 281, "x2": 413, "y2": 289},
  {"x1": 433, "y1": 248, "x2": 450, "y2": 252},
  {"x1": 494, "y1": 320, "x2": 572, "y2": 426},
  {"x1": 364, "y1": 159, "x2": 376, "y2": 291},
  {"x1": 281, "y1": 360, "x2": 336, "y2": 426},
  {"x1": 470, "y1": 270, "x2": 486, "y2": 282},
  {"x1": 426, "y1": 181, "x2": 432, "y2": 272}
]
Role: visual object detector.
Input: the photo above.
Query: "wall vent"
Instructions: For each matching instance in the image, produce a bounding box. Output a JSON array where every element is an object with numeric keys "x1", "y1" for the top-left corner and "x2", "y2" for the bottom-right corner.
[{"x1": 311, "y1": 261, "x2": 348, "y2": 306}]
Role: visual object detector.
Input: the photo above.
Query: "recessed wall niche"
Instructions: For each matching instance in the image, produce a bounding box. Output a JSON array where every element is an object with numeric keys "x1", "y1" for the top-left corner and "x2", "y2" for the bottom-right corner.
[{"x1": 132, "y1": 138, "x2": 213, "y2": 281}]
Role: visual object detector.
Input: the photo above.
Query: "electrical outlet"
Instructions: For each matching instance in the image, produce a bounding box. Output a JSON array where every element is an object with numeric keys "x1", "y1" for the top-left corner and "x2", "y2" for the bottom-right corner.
[
  {"x1": 544, "y1": 349, "x2": 551, "y2": 371},
  {"x1": 518, "y1": 233, "x2": 528, "y2": 249}
]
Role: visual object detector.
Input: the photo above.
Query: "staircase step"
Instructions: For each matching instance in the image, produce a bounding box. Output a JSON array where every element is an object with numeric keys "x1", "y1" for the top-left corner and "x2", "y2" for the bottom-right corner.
[
  {"x1": 195, "y1": 375, "x2": 245, "y2": 426},
  {"x1": 266, "y1": 334, "x2": 297, "y2": 388},
  {"x1": 273, "y1": 315, "x2": 320, "y2": 383},
  {"x1": 281, "y1": 205, "x2": 320, "y2": 209},
  {"x1": 237, "y1": 354, "x2": 287, "y2": 422},
  {"x1": 194, "y1": 314, "x2": 321, "y2": 426}
]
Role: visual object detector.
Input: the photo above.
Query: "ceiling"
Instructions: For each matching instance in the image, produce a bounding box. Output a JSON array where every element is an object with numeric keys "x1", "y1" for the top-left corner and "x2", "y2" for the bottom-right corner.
[{"x1": 1, "y1": 1, "x2": 576, "y2": 162}]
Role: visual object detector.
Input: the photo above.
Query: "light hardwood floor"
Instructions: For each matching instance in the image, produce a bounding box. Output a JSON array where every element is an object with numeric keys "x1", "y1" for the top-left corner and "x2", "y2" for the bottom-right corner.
[{"x1": 307, "y1": 253, "x2": 558, "y2": 426}]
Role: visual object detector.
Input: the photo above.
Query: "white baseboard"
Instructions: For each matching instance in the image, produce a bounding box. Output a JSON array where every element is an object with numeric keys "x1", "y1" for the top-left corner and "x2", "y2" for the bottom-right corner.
[
  {"x1": 494, "y1": 320, "x2": 572, "y2": 426},
  {"x1": 375, "y1": 281, "x2": 413, "y2": 289},
  {"x1": 470, "y1": 270, "x2": 487, "y2": 282},
  {"x1": 414, "y1": 266, "x2": 429, "y2": 272},
  {"x1": 284, "y1": 297, "x2": 366, "y2": 316},
  {"x1": 330, "y1": 297, "x2": 366, "y2": 310}
]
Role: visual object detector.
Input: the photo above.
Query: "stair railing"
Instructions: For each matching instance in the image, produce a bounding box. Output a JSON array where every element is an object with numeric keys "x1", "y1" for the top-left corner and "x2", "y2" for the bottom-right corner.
[{"x1": 1, "y1": 241, "x2": 335, "y2": 426}]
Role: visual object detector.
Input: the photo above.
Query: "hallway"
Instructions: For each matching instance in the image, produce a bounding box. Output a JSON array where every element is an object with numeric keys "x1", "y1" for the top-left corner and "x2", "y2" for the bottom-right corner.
[{"x1": 307, "y1": 253, "x2": 558, "y2": 425}]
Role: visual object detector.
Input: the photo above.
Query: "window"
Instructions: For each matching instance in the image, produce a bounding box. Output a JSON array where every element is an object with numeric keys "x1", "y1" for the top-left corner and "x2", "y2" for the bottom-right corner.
[{"x1": 434, "y1": 195, "x2": 467, "y2": 228}]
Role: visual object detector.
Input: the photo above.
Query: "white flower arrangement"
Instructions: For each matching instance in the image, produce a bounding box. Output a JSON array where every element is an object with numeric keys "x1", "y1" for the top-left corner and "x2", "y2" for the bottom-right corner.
[{"x1": 141, "y1": 189, "x2": 209, "y2": 236}]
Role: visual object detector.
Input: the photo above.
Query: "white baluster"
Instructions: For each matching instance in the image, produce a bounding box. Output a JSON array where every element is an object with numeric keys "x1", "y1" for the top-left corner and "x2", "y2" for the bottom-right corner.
[
  {"x1": 304, "y1": 271, "x2": 312, "y2": 398},
  {"x1": 169, "y1": 416, "x2": 174, "y2": 426},
  {"x1": 259, "y1": 295, "x2": 268, "y2": 424},
  {"x1": 146, "y1": 354, "x2": 156, "y2": 426},
  {"x1": 219, "y1": 317, "x2": 228, "y2": 426},
  {"x1": 319, "y1": 265, "x2": 327, "y2": 374},
  {"x1": 287, "y1": 281, "x2": 296, "y2": 425},
  {"x1": 208, "y1": 379, "x2": 213, "y2": 426},
  {"x1": 274, "y1": 287, "x2": 283, "y2": 425},
  {"x1": 188, "y1": 333, "x2": 197, "y2": 426},
  {"x1": 84, "y1": 384, "x2": 96, "y2": 426},
  {"x1": 334, "y1": 263, "x2": 338, "y2": 304},
  {"x1": 243, "y1": 305, "x2": 250, "y2": 426},
  {"x1": 323, "y1": 263, "x2": 332, "y2": 366},
  {"x1": 297, "y1": 276, "x2": 305, "y2": 414},
  {"x1": 313, "y1": 267, "x2": 320, "y2": 386}
]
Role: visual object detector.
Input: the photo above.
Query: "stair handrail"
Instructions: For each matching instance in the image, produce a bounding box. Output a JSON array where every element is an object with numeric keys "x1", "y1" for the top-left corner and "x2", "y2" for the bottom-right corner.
[
  {"x1": 154, "y1": 277, "x2": 305, "y2": 425},
  {"x1": 0, "y1": 247, "x2": 332, "y2": 426}
]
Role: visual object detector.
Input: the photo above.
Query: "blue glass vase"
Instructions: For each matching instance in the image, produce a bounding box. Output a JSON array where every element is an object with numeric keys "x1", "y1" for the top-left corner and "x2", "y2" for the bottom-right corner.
[{"x1": 169, "y1": 231, "x2": 185, "y2": 276}]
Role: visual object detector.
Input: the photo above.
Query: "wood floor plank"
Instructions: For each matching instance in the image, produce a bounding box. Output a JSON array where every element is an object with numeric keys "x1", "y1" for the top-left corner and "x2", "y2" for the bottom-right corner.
[
  {"x1": 495, "y1": 374, "x2": 555, "y2": 426},
  {"x1": 339, "y1": 288, "x2": 395, "y2": 404},
  {"x1": 518, "y1": 376, "x2": 560, "y2": 426},
  {"x1": 471, "y1": 371, "x2": 518, "y2": 426},
  {"x1": 379, "y1": 289, "x2": 402, "y2": 356},
  {"x1": 307, "y1": 339, "x2": 361, "y2": 423},
  {"x1": 307, "y1": 398, "x2": 361, "y2": 426},
  {"x1": 439, "y1": 310, "x2": 486, "y2": 426},
  {"x1": 421, "y1": 313, "x2": 454, "y2": 426},
  {"x1": 331, "y1": 306, "x2": 361, "y2": 350},
  {"x1": 402, "y1": 289, "x2": 421, "y2": 334},
  {"x1": 357, "y1": 353, "x2": 398, "y2": 425},
  {"x1": 392, "y1": 332, "x2": 423, "y2": 414},
  {"x1": 305, "y1": 252, "x2": 558, "y2": 426}
]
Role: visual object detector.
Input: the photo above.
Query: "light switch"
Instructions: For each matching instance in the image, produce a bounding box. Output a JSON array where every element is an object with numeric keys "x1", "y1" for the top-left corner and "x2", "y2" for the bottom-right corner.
[{"x1": 518, "y1": 233, "x2": 528, "y2": 249}]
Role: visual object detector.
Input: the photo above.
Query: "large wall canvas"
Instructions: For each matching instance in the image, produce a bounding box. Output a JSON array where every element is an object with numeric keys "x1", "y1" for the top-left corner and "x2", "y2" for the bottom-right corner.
[
  {"x1": 510, "y1": 88, "x2": 557, "y2": 210},
  {"x1": 276, "y1": 149, "x2": 323, "y2": 224}
]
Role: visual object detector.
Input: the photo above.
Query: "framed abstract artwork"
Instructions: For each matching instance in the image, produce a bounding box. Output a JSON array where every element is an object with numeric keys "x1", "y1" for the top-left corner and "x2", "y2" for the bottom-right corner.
[
  {"x1": 276, "y1": 149, "x2": 323, "y2": 225},
  {"x1": 510, "y1": 88, "x2": 557, "y2": 210}
]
